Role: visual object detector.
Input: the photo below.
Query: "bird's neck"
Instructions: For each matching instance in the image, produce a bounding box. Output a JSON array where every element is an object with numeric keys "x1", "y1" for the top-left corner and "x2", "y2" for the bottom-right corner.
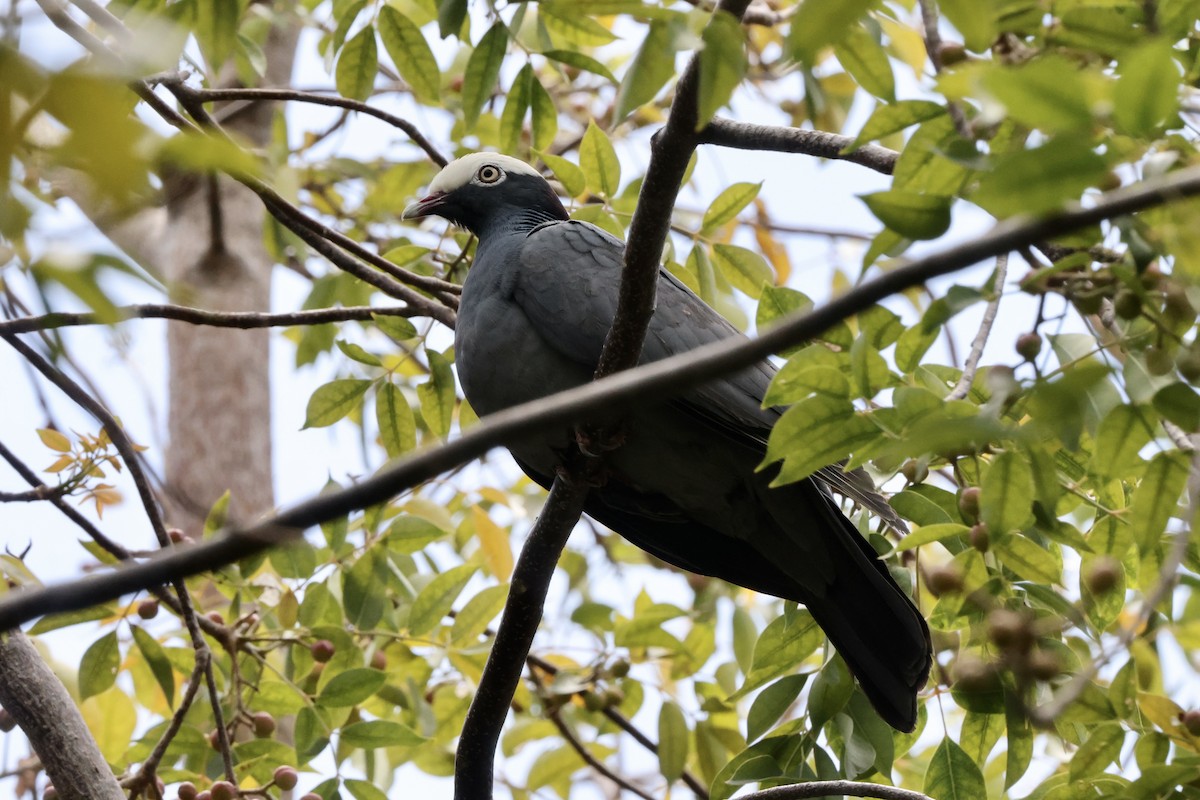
[{"x1": 473, "y1": 205, "x2": 567, "y2": 240}]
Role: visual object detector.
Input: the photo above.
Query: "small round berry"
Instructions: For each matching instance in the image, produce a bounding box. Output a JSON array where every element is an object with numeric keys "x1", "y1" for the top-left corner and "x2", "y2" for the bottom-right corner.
[
  {"x1": 1181, "y1": 709, "x2": 1200, "y2": 736},
  {"x1": 1084, "y1": 557, "x2": 1121, "y2": 595},
  {"x1": 1113, "y1": 289, "x2": 1141, "y2": 320},
  {"x1": 987, "y1": 609, "x2": 1033, "y2": 653},
  {"x1": 210, "y1": 780, "x2": 236, "y2": 800},
  {"x1": 1016, "y1": 332, "x2": 1043, "y2": 361},
  {"x1": 252, "y1": 711, "x2": 276, "y2": 738},
  {"x1": 177, "y1": 782, "x2": 198, "y2": 800},
  {"x1": 0, "y1": 708, "x2": 15, "y2": 732},
  {"x1": 310, "y1": 640, "x2": 336, "y2": 663},
  {"x1": 958, "y1": 487, "x2": 981, "y2": 522},
  {"x1": 137, "y1": 599, "x2": 160, "y2": 620},
  {"x1": 969, "y1": 522, "x2": 989, "y2": 553},
  {"x1": 273, "y1": 766, "x2": 299, "y2": 791},
  {"x1": 206, "y1": 611, "x2": 226, "y2": 626},
  {"x1": 370, "y1": 650, "x2": 388, "y2": 671},
  {"x1": 925, "y1": 564, "x2": 964, "y2": 596}
]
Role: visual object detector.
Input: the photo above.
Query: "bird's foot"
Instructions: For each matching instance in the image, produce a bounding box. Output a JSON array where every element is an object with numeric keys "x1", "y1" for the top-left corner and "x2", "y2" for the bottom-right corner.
[
  {"x1": 554, "y1": 455, "x2": 610, "y2": 488},
  {"x1": 574, "y1": 425, "x2": 627, "y2": 457}
]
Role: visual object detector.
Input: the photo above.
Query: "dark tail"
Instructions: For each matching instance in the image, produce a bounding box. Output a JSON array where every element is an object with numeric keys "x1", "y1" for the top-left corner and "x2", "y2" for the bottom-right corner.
[{"x1": 792, "y1": 485, "x2": 931, "y2": 731}]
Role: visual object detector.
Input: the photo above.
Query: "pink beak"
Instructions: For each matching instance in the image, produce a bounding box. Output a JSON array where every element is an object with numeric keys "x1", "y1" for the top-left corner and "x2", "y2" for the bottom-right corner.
[{"x1": 402, "y1": 192, "x2": 447, "y2": 220}]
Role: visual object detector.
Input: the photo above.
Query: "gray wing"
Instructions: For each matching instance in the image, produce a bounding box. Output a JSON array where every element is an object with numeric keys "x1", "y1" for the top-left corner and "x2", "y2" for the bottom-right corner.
[{"x1": 514, "y1": 220, "x2": 903, "y2": 529}]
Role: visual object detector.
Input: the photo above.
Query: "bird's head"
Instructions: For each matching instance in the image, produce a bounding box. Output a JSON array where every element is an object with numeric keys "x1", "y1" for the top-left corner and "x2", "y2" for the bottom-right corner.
[{"x1": 402, "y1": 153, "x2": 568, "y2": 236}]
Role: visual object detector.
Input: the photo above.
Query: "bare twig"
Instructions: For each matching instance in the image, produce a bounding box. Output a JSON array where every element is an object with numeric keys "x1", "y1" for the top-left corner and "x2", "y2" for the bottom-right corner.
[
  {"x1": 125, "y1": 651, "x2": 209, "y2": 792},
  {"x1": 738, "y1": 781, "x2": 935, "y2": 800},
  {"x1": 700, "y1": 117, "x2": 899, "y2": 175},
  {"x1": 180, "y1": 85, "x2": 449, "y2": 167},
  {"x1": 916, "y1": 0, "x2": 971, "y2": 137},
  {"x1": 946, "y1": 253, "x2": 1008, "y2": 401},
  {"x1": 0, "y1": 304, "x2": 417, "y2": 336},
  {"x1": 526, "y1": 663, "x2": 656, "y2": 800},
  {"x1": 3, "y1": 153, "x2": 1200, "y2": 631},
  {"x1": 0, "y1": 484, "x2": 69, "y2": 502}
]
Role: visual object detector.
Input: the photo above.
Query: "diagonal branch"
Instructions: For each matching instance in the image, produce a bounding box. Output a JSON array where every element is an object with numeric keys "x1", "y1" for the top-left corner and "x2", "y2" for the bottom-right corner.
[
  {"x1": 700, "y1": 117, "x2": 899, "y2": 175},
  {"x1": 3, "y1": 139, "x2": 1200, "y2": 634},
  {"x1": 0, "y1": 304, "x2": 417, "y2": 336},
  {"x1": 738, "y1": 781, "x2": 934, "y2": 800}
]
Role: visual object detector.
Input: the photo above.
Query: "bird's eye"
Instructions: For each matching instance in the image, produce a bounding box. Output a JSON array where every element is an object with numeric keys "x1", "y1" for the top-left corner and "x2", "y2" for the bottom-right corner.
[{"x1": 477, "y1": 165, "x2": 503, "y2": 184}]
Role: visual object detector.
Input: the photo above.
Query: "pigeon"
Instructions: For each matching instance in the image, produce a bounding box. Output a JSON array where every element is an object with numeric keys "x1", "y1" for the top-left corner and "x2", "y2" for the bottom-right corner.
[{"x1": 403, "y1": 153, "x2": 931, "y2": 731}]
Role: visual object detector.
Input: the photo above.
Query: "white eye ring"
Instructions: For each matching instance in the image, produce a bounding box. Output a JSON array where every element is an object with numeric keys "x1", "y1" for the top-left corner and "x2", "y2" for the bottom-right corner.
[{"x1": 476, "y1": 165, "x2": 504, "y2": 184}]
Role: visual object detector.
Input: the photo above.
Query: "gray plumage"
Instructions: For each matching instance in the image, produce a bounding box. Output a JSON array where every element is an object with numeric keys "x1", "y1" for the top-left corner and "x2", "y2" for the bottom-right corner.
[{"x1": 404, "y1": 153, "x2": 931, "y2": 731}]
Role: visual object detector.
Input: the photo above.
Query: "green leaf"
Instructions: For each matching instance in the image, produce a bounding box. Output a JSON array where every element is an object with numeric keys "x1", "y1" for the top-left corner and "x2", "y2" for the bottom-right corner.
[
  {"x1": 657, "y1": 701, "x2": 689, "y2": 781},
  {"x1": 373, "y1": 312, "x2": 418, "y2": 342},
  {"x1": 924, "y1": 739, "x2": 986, "y2": 800},
  {"x1": 895, "y1": 523, "x2": 970, "y2": 551},
  {"x1": 417, "y1": 348, "x2": 455, "y2": 437},
  {"x1": 343, "y1": 548, "x2": 388, "y2": 629},
  {"x1": 376, "y1": 382, "x2": 416, "y2": 458},
  {"x1": 344, "y1": 780, "x2": 389, "y2": 800},
  {"x1": 808, "y1": 656, "x2": 854, "y2": 729},
  {"x1": 938, "y1": 0, "x2": 994, "y2": 52},
  {"x1": 746, "y1": 674, "x2": 808, "y2": 742},
  {"x1": 538, "y1": 151, "x2": 586, "y2": 198},
  {"x1": 529, "y1": 74, "x2": 557, "y2": 152},
  {"x1": 437, "y1": 0, "x2": 467, "y2": 39},
  {"x1": 195, "y1": 0, "x2": 240, "y2": 69},
  {"x1": 543, "y1": 50, "x2": 616, "y2": 83},
  {"x1": 788, "y1": 0, "x2": 872, "y2": 63},
  {"x1": 703, "y1": 182, "x2": 761, "y2": 231},
  {"x1": 409, "y1": 563, "x2": 477, "y2": 635},
  {"x1": 317, "y1": 668, "x2": 387, "y2": 707},
  {"x1": 766, "y1": 396, "x2": 879, "y2": 485},
  {"x1": 131, "y1": 625, "x2": 175, "y2": 708},
  {"x1": 994, "y1": 534, "x2": 1063, "y2": 584},
  {"x1": 29, "y1": 605, "x2": 115, "y2": 635},
  {"x1": 712, "y1": 244, "x2": 772, "y2": 298},
  {"x1": 850, "y1": 100, "x2": 945, "y2": 150},
  {"x1": 336, "y1": 25, "x2": 378, "y2": 102},
  {"x1": 982, "y1": 55, "x2": 1094, "y2": 134},
  {"x1": 336, "y1": 339, "x2": 380, "y2": 366},
  {"x1": 303, "y1": 379, "x2": 370, "y2": 428},
  {"x1": 501, "y1": 63, "x2": 533, "y2": 154},
  {"x1": 1070, "y1": 721, "x2": 1126, "y2": 780},
  {"x1": 462, "y1": 23, "x2": 508, "y2": 131},
  {"x1": 450, "y1": 583, "x2": 509, "y2": 644},
  {"x1": 1130, "y1": 451, "x2": 1189, "y2": 555},
  {"x1": 79, "y1": 630, "x2": 120, "y2": 700},
  {"x1": 834, "y1": 26, "x2": 894, "y2": 102},
  {"x1": 579, "y1": 121, "x2": 621, "y2": 197},
  {"x1": 540, "y1": 2, "x2": 618, "y2": 45},
  {"x1": 697, "y1": 11, "x2": 746, "y2": 127},
  {"x1": 1114, "y1": 39, "x2": 1180, "y2": 136},
  {"x1": 379, "y1": 8, "x2": 440, "y2": 104},
  {"x1": 972, "y1": 137, "x2": 1107, "y2": 217},
  {"x1": 981, "y1": 451, "x2": 1035, "y2": 535},
  {"x1": 1091, "y1": 404, "x2": 1154, "y2": 480},
  {"x1": 1153, "y1": 382, "x2": 1200, "y2": 431},
  {"x1": 341, "y1": 720, "x2": 427, "y2": 748},
  {"x1": 860, "y1": 191, "x2": 952, "y2": 240},
  {"x1": 740, "y1": 611, "x2": 822, "y2": 695},
  {"x1": 613, "y1": 21, "x2": 676, "y2": 121}
]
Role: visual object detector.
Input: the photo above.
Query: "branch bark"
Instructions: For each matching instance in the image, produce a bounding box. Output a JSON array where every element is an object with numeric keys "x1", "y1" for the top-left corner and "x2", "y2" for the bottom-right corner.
[
  {"x1": 0, "y1": 632, "x2": 124, "y2": 800},
  {"x1": 4, "y1": 158, "x2": 1200, "y2": 630},
  {"x1": 700, "y1": 117, "x2": 899, "y2": 175},
  {"x1": 738, "y1": 781, "x2": 934, "y2": 800}
]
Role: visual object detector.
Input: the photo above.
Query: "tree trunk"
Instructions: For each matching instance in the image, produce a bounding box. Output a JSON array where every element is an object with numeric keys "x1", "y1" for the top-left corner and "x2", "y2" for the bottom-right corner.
[{"x1": 161, "y1": 17, "x2": 301, "y2": 535}]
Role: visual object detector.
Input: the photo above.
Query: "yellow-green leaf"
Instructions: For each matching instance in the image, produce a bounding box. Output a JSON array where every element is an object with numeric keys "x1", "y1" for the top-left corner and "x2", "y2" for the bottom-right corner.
[
  {"x1": 924, "y1": 739, "x2": 986, "y2": 800},
  {"x1": 697, "y1": 11, "x2": 746, "y2": 128},
  {"x1": 788, "y1": 0, "x2": 872, "y2": 63},
  {"x1": 529, "y1": 74, "x2": 557, "y2": 152},
  {"x1": 657, "y1": 700, "x2": 689, "y2": 781},
  {"x1": 712, "y1": 243, "x2": 772, "y2": 298},
  {"x1": 79, "y1": 630, "x2": 120, "y2": 700},
  {"x1": 409, "y1": 563, "x2": 477, "y2": 635},
  {"x1": 303, "y1": 379, "x2": 370, "y2": 429},
  {"x1": 417, "y1": 348, "x2": 455, "y2": 437},
  {"x1": 543, "y1": 49, "x2": 616, "y2": 83},
  {"x1": 834, "y1": 25, "x2": 895, "y2": 102},
  {"x1": 981, "y1": 451, "x2": 1035, "y2": 535},
  {"x1": 501, "y1": 63, "x2": 534, "y2": 154},
  {"x1": 1130, "y1": 451, "x2": 1188, "y2": 555},
  {"x1": 579, "y1": 121, "x2": 620, "y2": 197},
  {"x1": 702, "y1": 182, "x2": 761, "y2": 231},
  {"x1": 462, "y1": 23, "x2": 508, "y2": 131},
  {"x1": 37, "y1": 427, "x2": 71, "y2": 452},
  {"x1": 450, "y1": 583, "x2": 509, "y2": 644},
  {"x1": 376, "y1": 382, "x2": 416, "y2": 458},
  {"x1": 1091, "y1": 404, "x2": 1153, "y2": 480},
  {"x1": 613, "y1": 21, "x2": 676, "y2": 121},
  {"x1": 379, "y1": 7, "x2": 440, "y2": 104},
  {"x1": 539, "y1": 151, "x2": 586, "y2": 198},
  {"x1": 1113, "y1": 39, "x2": 1180, "y2": 136},
  {"x1": 861, "y1": 190, "x2": 951, "y2": 240},
  {"x1": 472, "y1": 506, "x2": 513, "y2": 581},
  {"x1": 195, "y1": 0, "x2": 240, "y2": 70},
  {"x1": 850, "y1": 100, "x2": 945, "y2": 150},
  {"x1": 80, "y1": 688, "x2": 137, "y2": 764},
  {"x1": 336, "y1": 25, "x2": 378, "y2": 102},
  {"x1": 341, "y1": 719, "x2": 427, "y2": 748},
  {"x1": 317, "y1": 668, "x2": 387, "y2": 707}
]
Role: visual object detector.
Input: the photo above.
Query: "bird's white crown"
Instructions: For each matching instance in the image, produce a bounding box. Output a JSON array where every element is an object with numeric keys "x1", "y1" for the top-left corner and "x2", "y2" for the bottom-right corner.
[{"x1": 428, "y1": 153, "x2": 543, "y2": 194}]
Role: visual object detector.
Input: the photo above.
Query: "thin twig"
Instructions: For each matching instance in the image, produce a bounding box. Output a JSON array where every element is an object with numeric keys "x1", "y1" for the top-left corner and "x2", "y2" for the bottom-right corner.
[
  {"x1": 3, "y1": 157, "x2": 1200, "y2": 629},
  {"x1": 916, "y1": 0, "x2": 971, "y2": 137},
  {"x1": 126, "y1": 651, "x2": 209, "y2": 789},
  {"x1": 946, "y1": 253, "x2": 1008, "y2": 400},
  {"x1": 0, "y1": 304, "x2": 417, "y2": 336},
  {"x1": 526, "y1": 664, "x2": 656, "y2": 800},
  {"x1": 181, "y1": 85, "x2": 449, "y2": 167},
  {"x1": 0, "y1": 484, "x2": 69, "y2": 502}
]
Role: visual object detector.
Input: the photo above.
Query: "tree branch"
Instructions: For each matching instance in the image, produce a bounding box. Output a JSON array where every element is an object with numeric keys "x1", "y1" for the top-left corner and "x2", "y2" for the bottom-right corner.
[
  {"x1": 737, "y1": 781, "x2": 934, "y2": 800},
  {"x1": 0, "y1": 303, "x2": 416, "y2": 336},
  {"x1": 453, "y1": 477, "x2": 591, "y2": 800},
  {"x1": 0, "y1": 632, "x2": 125, "y2": 800},
  {"x1": 2, "y1": 155, "x2": 1200, "y2": 633},
  {"x1": 699, "y1": 117, "x2": 899, "y2": 175}
]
